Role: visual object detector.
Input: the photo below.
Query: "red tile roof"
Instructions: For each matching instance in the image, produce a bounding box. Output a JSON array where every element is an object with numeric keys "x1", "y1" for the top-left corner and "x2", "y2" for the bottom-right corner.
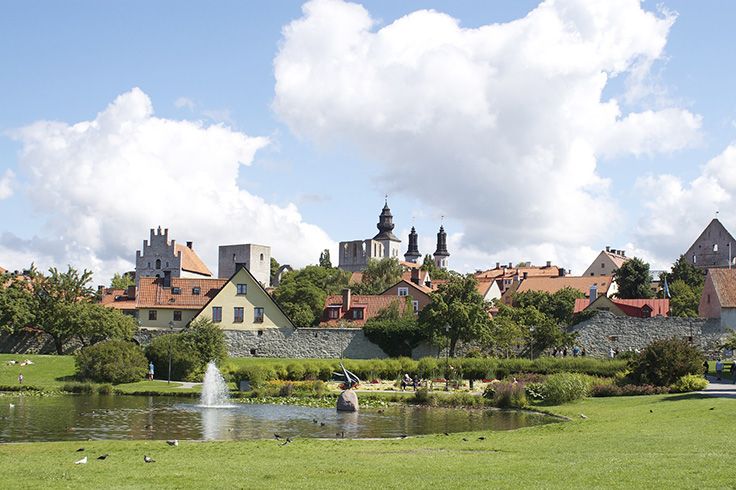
[
  {"x1": 574, "y1": 297, "x2": 670, "y2": 317},
  {"x1": 321, "y1": 294, "x2": 408, "y2": 327},
  {"x1": 136, "y1": 277, "x2": 226, "y2": 310},
  {"x1": 174, "y1": 243, "x2": 212, "y2": 276},
  {"x1": 476, "y1": 279, "x2": 497, "y2": 297},
  {"x1": 99, "y1": 288, "x2": 136, "y2": 310},
  {"x1": 517, "y1": 276, "x2": 612, "y2": 297},
  {"x1": 708, "y1": 269, "x2": 736, "y2": 308}
]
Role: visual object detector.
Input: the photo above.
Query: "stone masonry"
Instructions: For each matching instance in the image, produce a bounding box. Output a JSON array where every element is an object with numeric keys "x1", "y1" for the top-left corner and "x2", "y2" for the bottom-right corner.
[{"x1": 570, "y1": 311, "x2": 726, "y2": 358}]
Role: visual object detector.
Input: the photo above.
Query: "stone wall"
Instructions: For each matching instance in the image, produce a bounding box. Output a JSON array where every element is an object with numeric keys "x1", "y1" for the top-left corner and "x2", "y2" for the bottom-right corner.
[
  {"x1": 0, "y1": 331, "x2": 81, "y2": 355},
  {"x1": 570, "y1": 311, "x2": 726, "y2": 358}
]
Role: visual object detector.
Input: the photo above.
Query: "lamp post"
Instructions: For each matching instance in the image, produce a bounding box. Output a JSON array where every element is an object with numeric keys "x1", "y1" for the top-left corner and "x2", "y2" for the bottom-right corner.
[
  {"x1": 167, "y1": 320, "x2": 174, "y2": 384},
  {"x1": 444, "y1": 324, "x2": 450, "y2": 391},
  {"x1": 529, "y1": 326, "x2": 535, "y2": 360}
]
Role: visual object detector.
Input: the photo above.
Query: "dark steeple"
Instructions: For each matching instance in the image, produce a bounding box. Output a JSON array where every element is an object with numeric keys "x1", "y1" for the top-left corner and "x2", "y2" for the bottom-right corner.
[
  {"x1": 433, "y1": 225, "x2": 449, "y2": 257},
  {"x1": 404, "y1": 226, "x2": 421, "y2": 262},
  {"x1": 373, "y1": 200, "x2": 400, "y2": 242}
]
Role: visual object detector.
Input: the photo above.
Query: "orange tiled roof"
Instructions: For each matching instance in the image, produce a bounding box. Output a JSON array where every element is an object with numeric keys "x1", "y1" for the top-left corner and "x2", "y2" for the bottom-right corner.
[
  {"x1": 136, "y1": 277, "x2": 226, "y2": 310},
  {"x1": 322, "y1": 294, "x2": 408, "y2": 327},
  {"x1": 174, "y1": 243, "x2": 212, "y2": 276},
  {"x1": 476, "y1": 279, "x2": 497, "y2": 297},
  {"x1": 574, "y1": 297, "x2": 670, "y2": 317},
  {"x1": 708, "y1": 269, "x2": 736, "y2": 308},
  {"x1": 0, "y1": 266, "x2": 6, "y2": 275},
  {"x1": 517, "y1": 276, "x2": 612, "y2": 297},
  {"x1": 386, "y1": 279, "x2": 433, "y2": 296},
  {"x1": 99, "y1": 288, "x2": 136, "y2": 310},
  {"x1": 400, "y1": 269, "x2": 432, "y2": 286},
  {"x1": 602, "y1": 251, "x2": 628, "y2": 269}
]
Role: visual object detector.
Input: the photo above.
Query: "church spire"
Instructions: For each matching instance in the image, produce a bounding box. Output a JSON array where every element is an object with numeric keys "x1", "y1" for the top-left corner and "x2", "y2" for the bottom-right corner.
[
  {"x1": 404, "y1": 227, "x2": 421, "y2": 263},
  {"x1": 373, "y1": 200, "x2": 400, "y2": 242},
  {"x1": 433, "y1": 225, "x2": 450, "y2": 270}
]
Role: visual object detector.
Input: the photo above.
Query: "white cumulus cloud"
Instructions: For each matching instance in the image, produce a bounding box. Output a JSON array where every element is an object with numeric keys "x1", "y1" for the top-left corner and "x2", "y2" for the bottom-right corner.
[
  {"x1": 0, "y1": 169, "x2": 14, "y2": 199},
  {"x1": 6, "y1": 87, "x2": 333, "y2": 282},
  {"x1": 274, "y1": 0, "x2": 701, "y2": 260}
]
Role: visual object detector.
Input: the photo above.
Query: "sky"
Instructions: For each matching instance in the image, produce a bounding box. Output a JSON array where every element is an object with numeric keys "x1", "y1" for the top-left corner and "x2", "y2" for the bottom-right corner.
[{"x1": 2, "y1": 0, "x2": 736, "y2": 284}]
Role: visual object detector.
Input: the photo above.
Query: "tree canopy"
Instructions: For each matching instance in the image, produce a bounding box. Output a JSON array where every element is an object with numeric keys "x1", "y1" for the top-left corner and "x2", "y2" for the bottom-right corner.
[
  {"x1": 318, "y1": 249, "x2": 332, "y2": 268},
  {"x1": 420, "y1": 254, "x2": 451, "y2": 280},
  {"x1": 613, "y1": 257, "x2": 653, "y2": 299},
  {"x1": 513, "y1": 287, "x2": 584, "y2": 326},
  {"x1": 353, "y1": 258, "x2": 403, "y2": 294},
  {"x1": 661, "y1": 255, "x2": 704, "y2": 317},
  {"x1": 272, "y1": 265, "x2": 351, "y2": 326},
  {"x1": 110, "y1": 272, "x2": 134, "y2": 289},
  {"x1": 363, "y1": 299, "x2": 424, "y2": 357}
]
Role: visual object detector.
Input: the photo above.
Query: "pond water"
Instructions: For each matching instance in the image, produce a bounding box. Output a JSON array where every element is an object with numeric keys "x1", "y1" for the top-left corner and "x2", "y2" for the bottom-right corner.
[{"x1": 0, "y1": 395, "x2": 557, "y2": 442}]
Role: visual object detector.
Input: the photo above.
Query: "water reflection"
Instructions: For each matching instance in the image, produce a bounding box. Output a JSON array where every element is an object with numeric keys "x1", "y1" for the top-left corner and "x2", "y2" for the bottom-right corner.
[{"x1": 0, "y1": 395, "x2": 557, "y2": 443}]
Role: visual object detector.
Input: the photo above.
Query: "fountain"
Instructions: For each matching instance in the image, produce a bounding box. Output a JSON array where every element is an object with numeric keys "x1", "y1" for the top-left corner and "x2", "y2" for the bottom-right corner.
[{"x1": 200, "y1": 361, "x2": 231, "y2": 407}]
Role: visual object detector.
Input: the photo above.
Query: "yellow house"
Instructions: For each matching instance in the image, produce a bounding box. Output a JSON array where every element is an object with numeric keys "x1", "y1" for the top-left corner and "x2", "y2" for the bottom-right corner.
[{"x1": 192, "y1": 266, "x2": 294, "y2": 330}]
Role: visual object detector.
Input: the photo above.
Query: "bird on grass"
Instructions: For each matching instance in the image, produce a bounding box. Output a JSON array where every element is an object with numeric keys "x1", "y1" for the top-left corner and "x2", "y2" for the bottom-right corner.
[
  {"x1": 144, "y1": 455, "x2": 156, "y2": 463},
  {"x1": 399, "y1": 434, "x2": 408, "y2": 439},
  {"x1": 320, "y1": 422, "x2": 326, "y2": 427},
  {"x1": 97, "y1": 454, "x2": 109, "y2": 460},
  {"x1": 579, "y1": 414, "x2": 588, "y2": 419},
  {"x1": 709, "y1": 407, "x2": 715, "y2": 411},
  {"x1": 478, "y1": 437, "x2": 486, "y2": 441},
  {"x1": 649, "y1": 410, "x2": 653, "y2": 413},
  {"x1": 76, "y1": 447, "x2": 85, "y2": 452},
  {"x1": 280, "y1": 437, "x2": 292, "y2": 446},
  {"x1": 462, "y1": 438, "x2": 468, "y2": 442},
  {"x1": 312, "y1": 419, "x2": 318, "y2": 424},
  {"x1": 166, "y1": 440, "x2": 178, "y2": 447},
  {"x1": 274, "y1": 434, "x2": 282, "y2": 440},
  {"x1": 74, "y1": 456, "x2": 87, "y2": 465}
]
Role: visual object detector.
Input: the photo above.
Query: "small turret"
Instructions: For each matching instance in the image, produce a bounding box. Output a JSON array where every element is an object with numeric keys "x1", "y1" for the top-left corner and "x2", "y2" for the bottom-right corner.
[
  {"x1": 373, "y1": 200, "x2": 400, "y2": 242},
  {"x1": 404, "y1": 227, "x2": 421, "y2": 263},
  {"x1": 433, "y1": 225, "x2": 450, "y2": 270}
]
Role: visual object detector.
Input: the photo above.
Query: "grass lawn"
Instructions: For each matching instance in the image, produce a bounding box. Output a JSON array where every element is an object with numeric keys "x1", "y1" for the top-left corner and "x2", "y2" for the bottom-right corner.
[{"x1": 0, "y1": 393, "x2": 732, "y2": 488}]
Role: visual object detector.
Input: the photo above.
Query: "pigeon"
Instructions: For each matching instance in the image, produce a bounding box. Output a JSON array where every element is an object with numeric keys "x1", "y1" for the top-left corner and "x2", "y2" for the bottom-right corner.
[
  {"x1": 443, "y1": 432, "x2": 450, "y2": 436},
  {"x1": 320, "y1": 422, "x2": 326, "y2": 427},
  {"x1": 144, "y1": 455, "x2": 156, "y2": 463},
  {"x1": 280, "y1": 437, "x2": 292, "y2": 446},
  {"x1": 399, "y1": 434, "x2": 408, "y2": 439},
  {"x1": 709, "y1": 407, "x2": 715, "y2": 411},
  {"x1": 649, "y1": 410, "x2": 653, "y2": 413},
  {"x1": 462, "y1": 438, "x2": 468, "y2": 442},
  {"x1": 478, "y1": 437, "x2": 486, "y2": 441},
  {"x1": 166, "y1": 439, "x2": 178, "y2": 447},
  {"x1": 579, "y1": 414, "x2": 588, "y2": 419},
  {"x1": 312, "y1": 419, "x2": 318, "y2": 424},
  {"x1": 97, "y1": 454, "x2": 109, "y2": 460},
  {"x1": 274, "y1": 434, "x2": 282, "y2": 440},
  {"x1": 74, "y1": 456, "x2": 88, "y2": 465},
  {"x1": 76, "y1": 447, "x2": 85, "y2": 452}
]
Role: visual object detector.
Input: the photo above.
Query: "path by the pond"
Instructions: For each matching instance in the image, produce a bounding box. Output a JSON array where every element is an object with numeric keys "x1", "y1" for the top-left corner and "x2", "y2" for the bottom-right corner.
[{"x1": 700, "y1": 376, "x2": 736, "y2": 398}]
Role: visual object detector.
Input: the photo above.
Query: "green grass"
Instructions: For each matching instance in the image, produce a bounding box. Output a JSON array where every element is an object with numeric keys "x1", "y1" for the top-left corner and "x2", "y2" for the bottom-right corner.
[
  {"x1": 0, "y1": 394, "x2": 732, "y2": 488},
  {"x1": 0, "y1": 353, "x2": 76, "y2": 389}
]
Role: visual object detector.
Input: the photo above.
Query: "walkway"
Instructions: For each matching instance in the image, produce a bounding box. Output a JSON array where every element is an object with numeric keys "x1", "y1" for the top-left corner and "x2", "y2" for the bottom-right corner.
[{"x1": 698, "y1": 376, "x2": 736, "y2": 398}]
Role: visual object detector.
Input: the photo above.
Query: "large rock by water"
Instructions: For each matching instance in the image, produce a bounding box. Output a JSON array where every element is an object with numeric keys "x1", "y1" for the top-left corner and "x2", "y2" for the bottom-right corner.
[{"x1": 336, "y1": 389, "x2": 359, "y2": 412}]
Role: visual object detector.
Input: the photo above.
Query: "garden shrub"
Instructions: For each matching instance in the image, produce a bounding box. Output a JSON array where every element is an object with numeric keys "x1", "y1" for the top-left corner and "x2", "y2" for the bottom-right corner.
[
  {"x1": 484, "y1": 382, "x2": 527, "y2": 408},
  {"x1": 525, "y1": 382, "x2": 545, "y2": 401},
  {"x1": 180, "y1": 318, "x2": 227, "y2": 367},
  {"x1": 417, "y1": 357, "x2": 439, "y2": 380},
  {"x1": 286, "y1": 362, "x2": 306, "y2": 381},
  {"x1": 232, "y1": 365, "x2": 274, "y2": 390},
  {"x1": 540, "y1": 373, "x2": 594, "y2": 404},
  {"x1": 413, "y1": 387, "x2": 434, "y2": 405},
  {"x1": 591, "y1": 383, "x2": 670, "y2": 397},
  {"x1": 62, "y1": 382, "x2": 96, "y2": 394},
  {"x1": 671, "y1": 374, "x2": 708, "y2": 393},
  {"x1": 145, "y1": 334, "x2": 201, "y2": 382},
  {"x1": 76, "y1": 339, "x2": 147, "y2": 384},
  {"x1": 629, "y1": 338, "x2": 704, "y2": 386}
]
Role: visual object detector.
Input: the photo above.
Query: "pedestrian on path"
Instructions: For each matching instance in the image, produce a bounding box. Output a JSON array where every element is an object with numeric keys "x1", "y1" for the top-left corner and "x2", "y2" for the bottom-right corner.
[
  {"x1": 18, "y1": 373, "x2": 23, "y2": 384},
  {"x1": 730, "y1": 360, "x2": 736, "y2": 384},
  {"x1": 716, "y1": 359, "x2": 723, "y2": 381},
  {"x1": 703, "y1": 360, "x2": 709, "y2": 378}
]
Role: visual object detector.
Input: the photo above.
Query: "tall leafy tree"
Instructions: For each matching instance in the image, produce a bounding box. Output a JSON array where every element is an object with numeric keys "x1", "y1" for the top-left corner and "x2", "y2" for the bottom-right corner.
[
  {"x1": 0, "y1": 270, "x2": 37, "y2": 333},
  {"x1": 513, "y1": 287, "x2": 584, "y2": 326},
  {"x1": 663, "y1": 255, "x2": 705, "y2": 291},
  {"x1": 660, "y1": 255, "x2": 704, "y2": 317},
  {"x1": 420, "y1": 254, "x2": 450, "y2": 280},
  {"x1": 669, "y1": 279, "x2": 699, "y2": 317},
  {"x1": 418, "y1": 275, "x2": 491, "y2": 357},
  {"x1": 73, "y1": 302, "x2": 137, "y2": 347},
  {"x1": 270, "y1": 257, "x2": 280, "y2": 285},
  {"x1": 318, "y1": 249, "x2": 332, "y2": 268},
  {"x1": 273, "y1": 265, "x2": 351, "y2": 326},
  {"x1": 110, "y1": 272, "x2": 134, "y2": 289},
  {"x1": 613, "y1": 257, "x2": 653, "y2": 299},
  {"x1": 354, "y1": 258, "x2": 403, "y2": 294},
  {"x1": 363, "y1": 299, "x2": 424, "y2": 357}
]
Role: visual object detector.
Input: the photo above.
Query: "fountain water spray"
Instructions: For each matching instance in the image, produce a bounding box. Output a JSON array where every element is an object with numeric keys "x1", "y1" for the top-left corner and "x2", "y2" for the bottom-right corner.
[{"x1": 200, "y1": 361, "x2": 230, "y2": 407}]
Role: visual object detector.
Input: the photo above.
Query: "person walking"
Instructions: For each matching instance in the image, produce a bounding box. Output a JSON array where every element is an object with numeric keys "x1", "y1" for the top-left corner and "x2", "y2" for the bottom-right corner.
[
  {"x1": 18, "y1": 373, "x2": 23, "y2": 385},
  {"x1": 715, "y1": 358, "x2": 723, "y2": 381},
  {"x1": 730, "y1": 360, "x2": 736, "y2": 384},
  {"x1": 148, "y1": 361, "x2": 155, "y2": 381},
  {"x1": 703, "y1": 360, "x2": 709, "y2": 378}
]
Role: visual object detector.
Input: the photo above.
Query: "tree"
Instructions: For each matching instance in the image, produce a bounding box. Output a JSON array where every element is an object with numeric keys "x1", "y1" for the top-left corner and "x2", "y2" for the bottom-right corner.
[
  {"x1": 270, "y1": 257, "x2": 280, "y2": 285},
  {"x1": 273, "y1": 265, "x2": 351, "y2": 326},
  {"x1": 182, "y1": 317, "x2": 227, "y2": 366},
  {"x1": 73, "y1": 302, "x2": 137, "y2": 347},
  {"x1": 612, "y1": 257, "x2": 653, "y2": 299},
  {"x1": 353, "y1": 258, "x2": 403, "y2": 294},
  {"x1": 421, "y1": 254, "x2": 451, "y2": 280},
  {"x1": 0, "y1": 271, "x2": 37, "y2": 333},
  {"x1": 418, "y1": 275, "x2": 491, "y2": 357},
  {"x1": 494, "y1": 303, "x2": 571, "y2": 354},
  {"x1": 669, "y1": 280, "x2": 699, "y2": 317},
  {"x1": 318, "y1": 249, "x2": 332, "y2": 268},
  {"x1": 513, "y1": 287, "x2": 584, "y2": 326},
  {"x1": 487, "y1": 315, "x2": 525, "y2": 358},
  {"x1": 363, "y1": 299, "x2": 424, "y2": 357},
  {"x1": 663, "y1": 255, "x2": 705, "y2": 291},
  {"x1": 110, "y1": 272, "x2": 134, "y2": 289},
  {"x1": 629, "y1": 338, "x2": 704, "y2": 386}
]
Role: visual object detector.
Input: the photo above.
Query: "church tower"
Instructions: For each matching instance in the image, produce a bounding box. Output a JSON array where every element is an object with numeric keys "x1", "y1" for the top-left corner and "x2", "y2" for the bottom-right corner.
[
  {"x1": 433, "y1": 225, "x2": 450, "y2": 270},
  {"x1": 373, "y1": 200, "x2": 401, "y2": 260},
  {"x1": 404, "y1": 227, "x2": 421, "y2": 263}
]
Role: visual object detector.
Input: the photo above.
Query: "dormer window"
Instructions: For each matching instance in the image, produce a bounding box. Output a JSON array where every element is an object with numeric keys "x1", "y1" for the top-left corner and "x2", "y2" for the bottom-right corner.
[
  {"x1": 398, "y1": 287, "x2": 409, "y2": 297},
  {"x1": 172, "y1": 287, "x2": 181, "y2": 295},
  {"x1": 352, "y1": 308, "x2": 364, "y2": 320},
  {"x1": 192, "y1": 287, "x2": 201, "y2": 295}
]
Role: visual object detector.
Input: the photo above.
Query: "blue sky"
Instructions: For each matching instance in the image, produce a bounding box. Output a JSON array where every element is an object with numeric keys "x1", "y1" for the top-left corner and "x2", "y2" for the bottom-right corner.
[{"x1": 2, "y1": 0, "x2": 736, "y2": 282}]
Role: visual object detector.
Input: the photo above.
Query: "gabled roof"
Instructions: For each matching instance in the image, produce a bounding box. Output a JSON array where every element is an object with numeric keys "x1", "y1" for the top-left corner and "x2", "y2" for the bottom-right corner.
[
  {"x1": 517, "y1": 276, "x2": 612, "y2": 297},
  {"x1": 707, "y1": 268, "x2": 736, "y2": 308},
  {"x1": 383, "y1": 279, "x2": 433, "y2": 296},
  {"x1": 136, "y1": 277, "x2": 226, "y2": 310},
  {"x1": 601, "y1": 251, "x2": 628, "y2": 269},
  {"x1": 476, "y1": 279, "x2": 498, "y2": 297},
  {"x1": 322, "y1": 294, "x2": 407, "y2": 326},
  {"x1": 99, "y1": 288, "x2": 136, "y2": 310},
  {"x1": 400, "y1": 269, "x2": 432, "y2": 287},
  {"x1": 174, "y1": 243, "x2": 212, "y2": 276}
]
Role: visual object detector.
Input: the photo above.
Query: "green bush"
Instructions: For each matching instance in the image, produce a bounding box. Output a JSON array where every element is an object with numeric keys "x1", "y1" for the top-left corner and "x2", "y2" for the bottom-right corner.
[
  {"x1": 413, "y1": 387, "x2": 434, "y2": 405},
  {"x1": 671, "y1": 374, "x2": 708, "y2": 393},
  {"x1": 145, "y1": 334, "x2": 201, "y2": 382},
  {"x1": 540, "y1": 373, "x2": 594, "y2": 405},
  {"x1": 286, "y1": 363, "x2": 306, "y2": 381},
  {"x1": 181, "y1": 318, "x2": 227, "y2": 367},
  {"x1": 484, "y1": 382, "x2": 527, "y2": 408},
  {"x1": 62, "y1": 382, "x2": 96, "y2": 394},
  {"x1": 591, "y1": 383, "x2": 670, "y2": 397},
  {"x1": 417, "y1": 357, "x2": 439, "y2": 379},
  {"x1": 629, "y1": 338, "x2": 704, "y2": 386},
  {"x1": 75, "y1": 339, "x2": 147, "y2": 384},
  {"x1": 232, "y1": 365, "x2": 274, "y2": 390}
]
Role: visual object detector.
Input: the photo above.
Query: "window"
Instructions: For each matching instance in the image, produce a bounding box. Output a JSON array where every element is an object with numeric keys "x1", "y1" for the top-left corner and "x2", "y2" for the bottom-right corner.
[
  {"x1": 328, "y1": 308, "x2": 339, "y2": 319},
  {"x1": 352, "y1": 308, "x2": 364, "y2": 320},
  {"x1": 192, "y1": 287, "x2": 200, "y2": 295},
  {"x1": 257, "y1": 330, "x2": 264, "y2": 337},
  {"x1": 590, "y1": 272, "x2": 594, "y2": 276},
  {"x1": 166, "y1": 261, "x2": 169, "y2": 267},
  {"x1": 172, "y1": 287, "x2": 181, "y2": 295},
  {"x1": 601, "y1": 262, "x2": 605, "y2": 268},
  {"x1": 254, "y1": 307, "x2": 264, "y2": 323},
  {"x1": 693, "y1": 254, "x2": 697, "y2": 264},
  {"x1": 714, "y1": 244, "x2": 719, "y2": 252},
  {"x1": 173, "y1": 311, "x2": 182, "y2": 321},
  {"x1": 148, "y1": 310, "x2": 157, "y2": 321},
  {"x1": 233, "y1": 307, "x2": 244, "y2": 323},
  {"x1": 212, "y1": 306, "x2": 222, "y2": 323},
  {"x1": 155, "y1": 259, "x2": 161, "y2": 269},
  {"x1": 250, "y1": 348, "x2": 257, "y2": 356},
  {"x1": 412, "y1": 300, "x2": 419, "y2": 313},
  {"x1": 398, "y1": 287, "x2": 409, "y2": 297},
  {"x1": 236, "y1": 284, "x2": 247, "y2": 295},
  {"x1": 707, "y1": 294, "x2": 711, "y2": 304},
  {"x1": 260, "y1": 253, "x2": 264, "y2": 261}
]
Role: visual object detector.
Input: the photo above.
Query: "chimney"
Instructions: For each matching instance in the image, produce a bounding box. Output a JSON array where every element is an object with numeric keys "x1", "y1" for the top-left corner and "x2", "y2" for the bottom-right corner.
[
  {"x1": 186, "y1": 241, "x2": 193, "y2": 249},
  {"x1": 523, "y1": 272, "x2": 528, "y2": 280},
  {"x1": 606, "y1": 245, "x2": 610, "y2": 252},
  {"x1": 126, "y1": 285, "x2": 136, "y2": 299},
  {"x1": 97, "y1": 285, "x2": 105, "y2": 294},
  {"x1": 558, "y1": 268, "x2": 566, "y2": 277},
  {"x1": 495, "y1": 262, "x2": 500, "y2": 269},
  {"x1": 508, "y1": 262, "x2": 513, "y2": 269},
  {"x1": 342, "y1": 288, "x2": 352, "y2": 311},
  {"x1": 589, "y1": 285, "x2": 598, "y2": 304},
  {"x1": 411, "y1": 268, "x2": 420, "y2": 285},
  {"x1": 621, "y1": 250, "x2": 625, "y2": 257},
  {"x1": 546, "y1": 260, "x2": 552, "y2": 268}
]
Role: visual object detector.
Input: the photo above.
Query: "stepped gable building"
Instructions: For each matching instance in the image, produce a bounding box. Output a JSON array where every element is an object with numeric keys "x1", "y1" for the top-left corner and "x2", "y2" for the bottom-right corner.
[
  {"x1": 582, "y1": 246, "x2": 628, "y2": 277},
  {"x1": 135, "y1": 227, "x2": 212, "y2": 286},
  {"x1": 338, "y1": 200, "x2": 450, "y2": 272},
  {"x1": 684, "y1": 218, "x2": 736, "y2": 269}
]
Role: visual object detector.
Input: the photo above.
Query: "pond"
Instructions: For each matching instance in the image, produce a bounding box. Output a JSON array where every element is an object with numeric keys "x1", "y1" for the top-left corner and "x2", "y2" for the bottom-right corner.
[{"x1": 0, "y1": 395, "x2": 557, "y2": 442}]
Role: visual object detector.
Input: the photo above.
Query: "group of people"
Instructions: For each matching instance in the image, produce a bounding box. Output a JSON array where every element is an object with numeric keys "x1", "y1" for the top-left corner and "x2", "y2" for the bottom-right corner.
[
  {"x1": 400, "y1": 373, "x2": 421, "y2": 391},
  {"x1": 551, "y1": 346, "x2": 586, "y2": 357},
  {"x1": 712, "y1": 359, "x2": 736, "y2": 383}
]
